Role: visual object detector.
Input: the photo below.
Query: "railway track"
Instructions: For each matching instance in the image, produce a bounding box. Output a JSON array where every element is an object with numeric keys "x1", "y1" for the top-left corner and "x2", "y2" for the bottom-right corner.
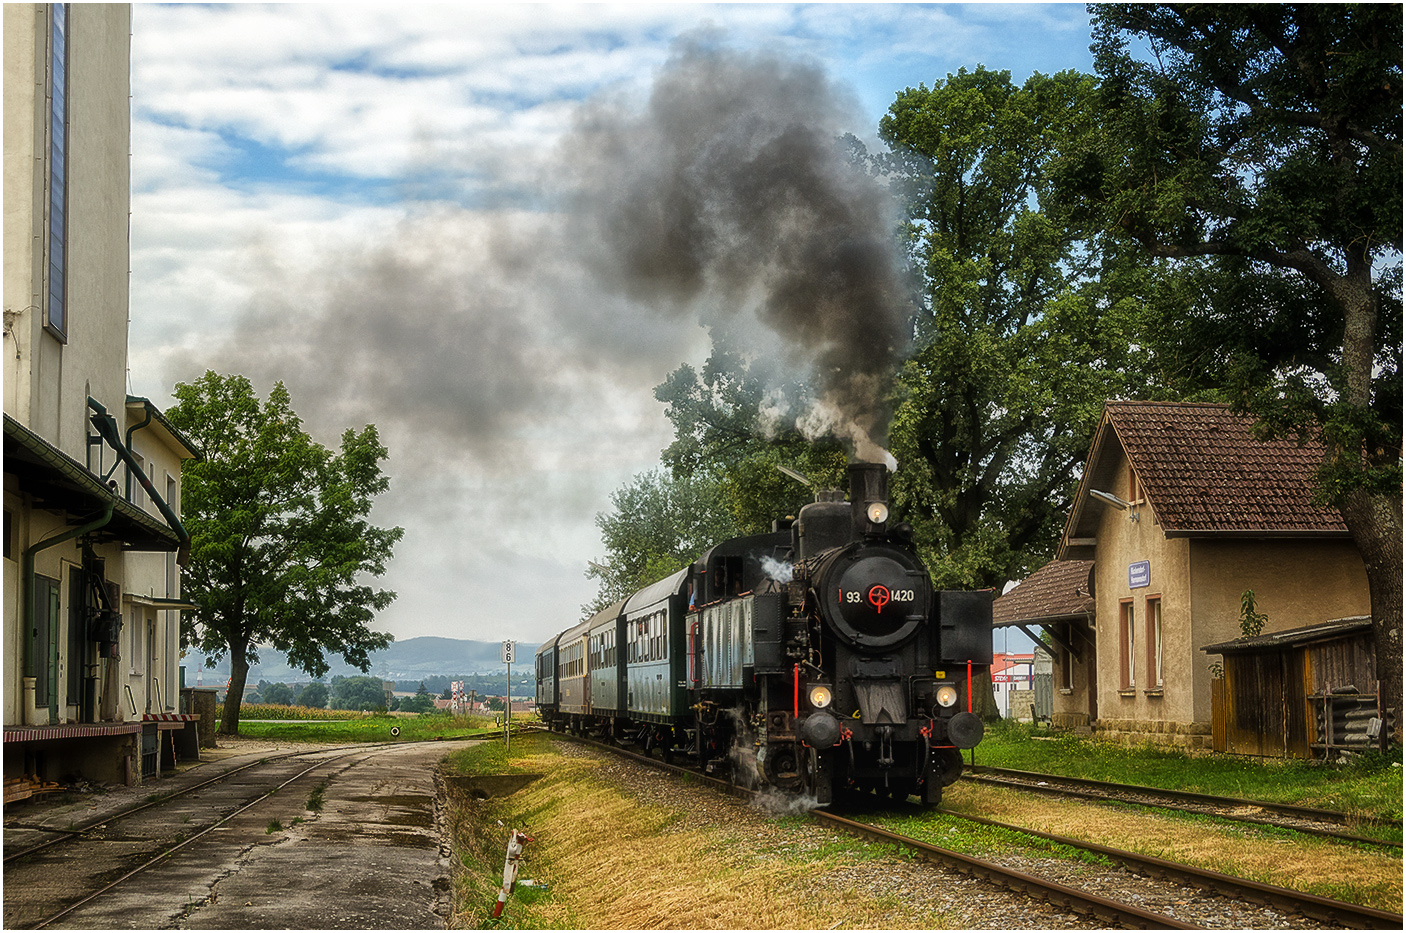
[
  {"x1": 3, "y1": 740, "x2": 454, "y2": 930},
  {"x1": 966, "y1": 765, "x2": 1401, "y2": 849},
  {"x1": 3, "y1": 742, "x2": 354, "y2": 867},
  {"x1": 553, "y1": 730, "x2": 1401, "y2": 930},
  {"x1": 904, "y1": 808, "x2": 1403, "y2": 929}
]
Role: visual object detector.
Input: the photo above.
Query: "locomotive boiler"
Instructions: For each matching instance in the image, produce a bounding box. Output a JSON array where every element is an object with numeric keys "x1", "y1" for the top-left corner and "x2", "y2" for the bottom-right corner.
[{"x1": 536, "y1": 462, "x2": 991, "y2": 806}]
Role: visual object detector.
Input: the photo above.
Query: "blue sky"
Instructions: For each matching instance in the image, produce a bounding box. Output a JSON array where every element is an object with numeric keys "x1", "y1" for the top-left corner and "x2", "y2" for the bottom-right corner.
[{"x1": 128, "y1": 4, "x2": 1094, "y2": 647}]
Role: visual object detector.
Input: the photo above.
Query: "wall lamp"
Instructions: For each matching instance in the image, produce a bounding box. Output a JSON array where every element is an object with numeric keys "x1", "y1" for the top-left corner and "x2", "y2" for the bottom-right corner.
[{"x1": 1088, "y1": 488, "x2": 1132, "y2": 510}]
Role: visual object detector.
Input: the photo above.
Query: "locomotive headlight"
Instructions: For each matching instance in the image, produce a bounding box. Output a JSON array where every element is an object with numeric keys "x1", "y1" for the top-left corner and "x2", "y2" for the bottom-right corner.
[
  {"x1": 808, "y1": 684, "x2": 834, "y2": 709},
  {"x1": 866, "y1": 501, "x2": 890, "y2": 524},
  {"x1": 936, "y1": 685, "x2": 959, "y2": 708}
]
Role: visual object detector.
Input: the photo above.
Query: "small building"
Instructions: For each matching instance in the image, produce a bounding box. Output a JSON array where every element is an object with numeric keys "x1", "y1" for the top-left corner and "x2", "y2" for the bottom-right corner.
[
  {"x1": 1202, "y1": 616, "x2": 1380, "y2": 758},
  {"x1": 990, "y1": 652, "x2": 1035, "y2": 719},
  {"x1": 993, "y1": 559, "x2": 1095, "y2": 730},
  {"x1": 1056, "y1": 401, "x2": 1370, "y2": 749}
]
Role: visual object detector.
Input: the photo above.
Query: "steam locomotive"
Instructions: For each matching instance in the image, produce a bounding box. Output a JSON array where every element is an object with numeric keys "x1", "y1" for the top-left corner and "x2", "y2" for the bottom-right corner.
[{"x1": 535, "y1": 462, "x2": 991, "y2": 805}]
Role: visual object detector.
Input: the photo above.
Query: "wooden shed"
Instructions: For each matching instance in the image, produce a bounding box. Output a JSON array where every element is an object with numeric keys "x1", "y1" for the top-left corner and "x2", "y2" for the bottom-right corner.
[{"x1": 1202, "y1": 617, "x2": 1381, "y2": 758}]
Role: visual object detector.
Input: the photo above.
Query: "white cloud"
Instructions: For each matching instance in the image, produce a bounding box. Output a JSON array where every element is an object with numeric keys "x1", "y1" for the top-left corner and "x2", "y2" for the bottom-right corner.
[{"x1": 127, "y1": 3, "x2": 1095, "y2": 643}]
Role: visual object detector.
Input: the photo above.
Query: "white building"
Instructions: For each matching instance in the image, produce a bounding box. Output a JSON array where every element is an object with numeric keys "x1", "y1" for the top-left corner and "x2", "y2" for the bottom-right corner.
[{"x1": 4, "y1": 4, "x2": 196, "y2": 791}]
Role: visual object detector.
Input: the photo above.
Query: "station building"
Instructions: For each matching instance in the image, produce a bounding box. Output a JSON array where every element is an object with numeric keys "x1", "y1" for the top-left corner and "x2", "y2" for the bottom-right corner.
[
  {"x1": 4, "y1": 3, "x2": 198, "y2": 796},
  {"x1": 1000, "y1": 401, "x2": 1371, "y2": 753}
]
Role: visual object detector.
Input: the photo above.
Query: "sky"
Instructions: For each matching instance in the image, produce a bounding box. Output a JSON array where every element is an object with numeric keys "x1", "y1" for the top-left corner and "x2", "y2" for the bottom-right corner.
[{"x1": 127, "y1": 3, "x2": 1096, "y2": 650}]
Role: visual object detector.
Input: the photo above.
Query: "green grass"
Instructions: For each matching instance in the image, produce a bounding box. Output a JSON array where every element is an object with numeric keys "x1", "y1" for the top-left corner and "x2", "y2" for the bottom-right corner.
[
  {"x1": 973, "y1": 720, "x2": 1403, "y2": 822},
  {"x1": 443, "y1": 731, "x2": 545, "y2": 777},
  {"x1": 879, "y1": 810, "x2": 1114, "y2": 866},
  {"x1": 226, "y1": 712, "x2": 508, "y2": 744}
]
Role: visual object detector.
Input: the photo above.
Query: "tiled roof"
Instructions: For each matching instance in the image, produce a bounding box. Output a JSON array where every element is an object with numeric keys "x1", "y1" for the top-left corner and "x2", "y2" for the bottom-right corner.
[
  {"x1": 993, "y1": 559, "x2": 1095, "y2": 625},
  {"x1": 1106, "y1": 401, "x2": 1346, "y2": 534}
]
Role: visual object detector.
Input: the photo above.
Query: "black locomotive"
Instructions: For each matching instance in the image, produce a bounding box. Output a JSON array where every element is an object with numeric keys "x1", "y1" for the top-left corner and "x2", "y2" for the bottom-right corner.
[{"x1": 536, "y1": 462, "x2": 991, "y2": 805}]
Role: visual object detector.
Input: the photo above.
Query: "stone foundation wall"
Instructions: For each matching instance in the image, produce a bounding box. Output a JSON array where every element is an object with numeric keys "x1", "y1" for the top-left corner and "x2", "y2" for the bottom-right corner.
[
  {"x1": 1051, "y1": 711, "x2": 1090, "y2": 732},
  {"x1": 1093, "y1": 717, "x2": 1213, "y2": 749}
]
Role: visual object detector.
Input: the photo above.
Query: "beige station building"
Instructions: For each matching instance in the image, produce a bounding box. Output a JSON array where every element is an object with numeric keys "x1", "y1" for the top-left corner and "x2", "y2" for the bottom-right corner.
[
  {"x1": 996, "y1": 400, "x2": 1373, "y2": 755},
  {"x1": 4, "y1": 3, "x2": 199, "y2": 795}
]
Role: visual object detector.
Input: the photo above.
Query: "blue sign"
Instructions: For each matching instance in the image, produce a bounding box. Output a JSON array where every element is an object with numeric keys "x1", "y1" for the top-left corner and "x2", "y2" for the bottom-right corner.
[{"x1": 1129, "y1": 560, "x2": 1151, "y2": 589}]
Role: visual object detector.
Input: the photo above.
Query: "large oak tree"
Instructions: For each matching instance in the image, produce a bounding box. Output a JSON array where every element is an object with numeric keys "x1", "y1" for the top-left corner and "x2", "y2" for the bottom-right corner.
[
  {"x1": 1054, "y1": 4, "x2": 1403, "y2": 738},
  {"x1": 168, "y1": 372, "x2": 402, "y2": 734},
  {"x1": 877, "y1": 66, "x2": 1164, "y2": 588}
]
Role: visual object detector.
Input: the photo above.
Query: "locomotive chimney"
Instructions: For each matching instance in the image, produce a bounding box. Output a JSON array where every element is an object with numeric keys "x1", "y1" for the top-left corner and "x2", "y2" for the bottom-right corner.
[{"x1": 849, "y1": 461, "x2": 890, "y2": 536}]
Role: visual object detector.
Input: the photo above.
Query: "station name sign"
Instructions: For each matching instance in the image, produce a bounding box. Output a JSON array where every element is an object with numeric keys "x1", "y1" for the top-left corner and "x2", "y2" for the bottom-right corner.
[{"x1": 1128, "y1": 560, "x2": 1151, "y2": 589}]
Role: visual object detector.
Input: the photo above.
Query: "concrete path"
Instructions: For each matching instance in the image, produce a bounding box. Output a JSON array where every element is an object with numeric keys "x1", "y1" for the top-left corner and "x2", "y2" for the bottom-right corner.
[{"x1": 14, "y1": 740, "x2": 469, "y2": 930}]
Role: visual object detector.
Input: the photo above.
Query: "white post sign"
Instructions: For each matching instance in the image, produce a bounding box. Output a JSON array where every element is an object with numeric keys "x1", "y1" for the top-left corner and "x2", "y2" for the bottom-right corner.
[{"x1": 501, "y1": 640, "x2": 515, "y2": 750}]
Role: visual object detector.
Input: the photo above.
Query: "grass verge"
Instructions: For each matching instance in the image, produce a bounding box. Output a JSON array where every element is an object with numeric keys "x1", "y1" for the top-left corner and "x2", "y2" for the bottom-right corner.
[
  {"x1": 974, "y1": 720, "x2": 1403, "y2": 823},
  {"x1": 442, "y1": 735, "x2": 967, "y2": 930},
  {"x1": 930, "y1": 781, "x2": 1403, "y2": 912}
]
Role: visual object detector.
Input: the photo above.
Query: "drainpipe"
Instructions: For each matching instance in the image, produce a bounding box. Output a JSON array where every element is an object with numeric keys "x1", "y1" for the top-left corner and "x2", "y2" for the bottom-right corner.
[
  {"x1": 87, "y1": 397, "x2": 191, "y2": 566},
  {"x1": 124, "y1": 401, "x2": 154, "y2": 501},
  {"x1": 24, "y1": 503, "x2": 115, "y2": 724}
]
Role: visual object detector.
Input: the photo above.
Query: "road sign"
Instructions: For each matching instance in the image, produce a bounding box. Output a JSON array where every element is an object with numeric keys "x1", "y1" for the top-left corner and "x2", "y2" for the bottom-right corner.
[{"x1": 501, "y1": 640, "x2": 515, "y2": 664}]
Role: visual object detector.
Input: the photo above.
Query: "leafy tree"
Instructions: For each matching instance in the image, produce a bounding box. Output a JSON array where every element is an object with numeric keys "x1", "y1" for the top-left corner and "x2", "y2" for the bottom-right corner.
[
  {"x1": 399, "y1": 693, "x2": 435, "y2": 714},
  {"x1": 260, "y1": 682, "x2": 294, "y2": 706},
  {"x1": 168, "y1": 372, "x2": 403, "y2": 734},
  {"x1": 415, "y1": 680, "x2": 428, "y2": 695},
  {"x1": 329, "y1": 675, "x2": 389, "y2": 711},
  {"x1": 584, "y1": 465, "x2": 744, "y2": 615},
  {"x1": 295, "y1": 681, "x2": 329, "y2": 710},
  {"x1": 874, "y1": 66, "x2": 1162, "y2": 588},
  {"x1": 653, "y1": 341, "x2": 855, "y2": 525},
  {"x1": 1055, "y1": 5, "x2": 1402, "y2": 735}
]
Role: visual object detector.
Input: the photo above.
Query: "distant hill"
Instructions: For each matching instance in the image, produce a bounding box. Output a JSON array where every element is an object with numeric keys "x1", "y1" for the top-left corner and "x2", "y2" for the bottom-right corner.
[{"x1": 186, "y1": 636, "x2": 513, "y2": 685}]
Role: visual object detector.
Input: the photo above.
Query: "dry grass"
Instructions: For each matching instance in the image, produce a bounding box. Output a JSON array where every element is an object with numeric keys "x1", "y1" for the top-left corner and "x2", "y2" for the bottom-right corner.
[
  {"x1": 448, "y1": 744, "x2": 960, "y2": 930},
  {"x1": 939, "y1": 783, "x2": 1403, "y2": 912}
]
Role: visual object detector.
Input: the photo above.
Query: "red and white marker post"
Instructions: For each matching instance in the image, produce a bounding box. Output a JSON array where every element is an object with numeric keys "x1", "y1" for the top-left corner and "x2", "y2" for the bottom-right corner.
[{"x1": 491, "y1": 828, "x2": 534, "y2": 918}]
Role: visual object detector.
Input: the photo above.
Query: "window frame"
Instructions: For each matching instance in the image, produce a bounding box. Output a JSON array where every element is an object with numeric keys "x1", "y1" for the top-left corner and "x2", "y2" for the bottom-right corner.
[
  {"x1": 1145, "y1": 596, "x2": 1163, "y2": 690},
  {"x1": 44, "y1": 2, "x2": 70, "y2": 342},
  {"x1": 1118, "y1": 598, "x2": 1135, "y2": 690}
]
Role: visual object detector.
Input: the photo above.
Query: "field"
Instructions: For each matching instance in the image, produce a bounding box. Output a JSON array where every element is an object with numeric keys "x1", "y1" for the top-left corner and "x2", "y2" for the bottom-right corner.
[{"x1": 222, "y1": 706, "x2": 517, "y2": 743}]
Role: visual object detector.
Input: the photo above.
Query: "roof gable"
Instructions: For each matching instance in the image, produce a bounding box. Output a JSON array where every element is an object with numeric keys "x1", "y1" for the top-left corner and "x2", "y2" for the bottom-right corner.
[{"x1": 1061, "y1": 402, "x2": 1347, "y2": 557}]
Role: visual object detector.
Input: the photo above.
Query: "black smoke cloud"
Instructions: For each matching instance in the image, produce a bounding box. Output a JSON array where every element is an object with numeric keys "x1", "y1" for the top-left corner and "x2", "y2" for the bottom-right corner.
[
  {"x1": 194, "y1": 35, "x2": 911, "y2": 468},
  {"x1": 566, "y1": 36, "x2": 912, "y2": 457}
]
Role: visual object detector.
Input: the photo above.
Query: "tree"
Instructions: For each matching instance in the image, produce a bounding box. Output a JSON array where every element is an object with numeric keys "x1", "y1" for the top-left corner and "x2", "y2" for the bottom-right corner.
[
  {"x1": 168, "y1": 372, "x2": 403, "y2": 734},
  {"x1": 653, "y1": 340, "x2": 855, "y2": 528},
  {"x1": 1055, "y1": 5, "x2": 1403, "y2": 737},
  {"x1": 400, "y1": 693, "x2": 435, "y2": 714},
  {"x1": 261, "y1": 682, "x2": 294, "y2": 706},
  {"x1": 874, "y1": 66, "x2": 1163, "y2": 588},
  {"x1": 584, "y1": 465, "x2": 744, "y2": 615},
  {"x1": 296, "y1": 681, "x2": 329, "y2": 710},
  {"x1": 329, "y1": 675, "x2": 389, "y2": 711}
]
